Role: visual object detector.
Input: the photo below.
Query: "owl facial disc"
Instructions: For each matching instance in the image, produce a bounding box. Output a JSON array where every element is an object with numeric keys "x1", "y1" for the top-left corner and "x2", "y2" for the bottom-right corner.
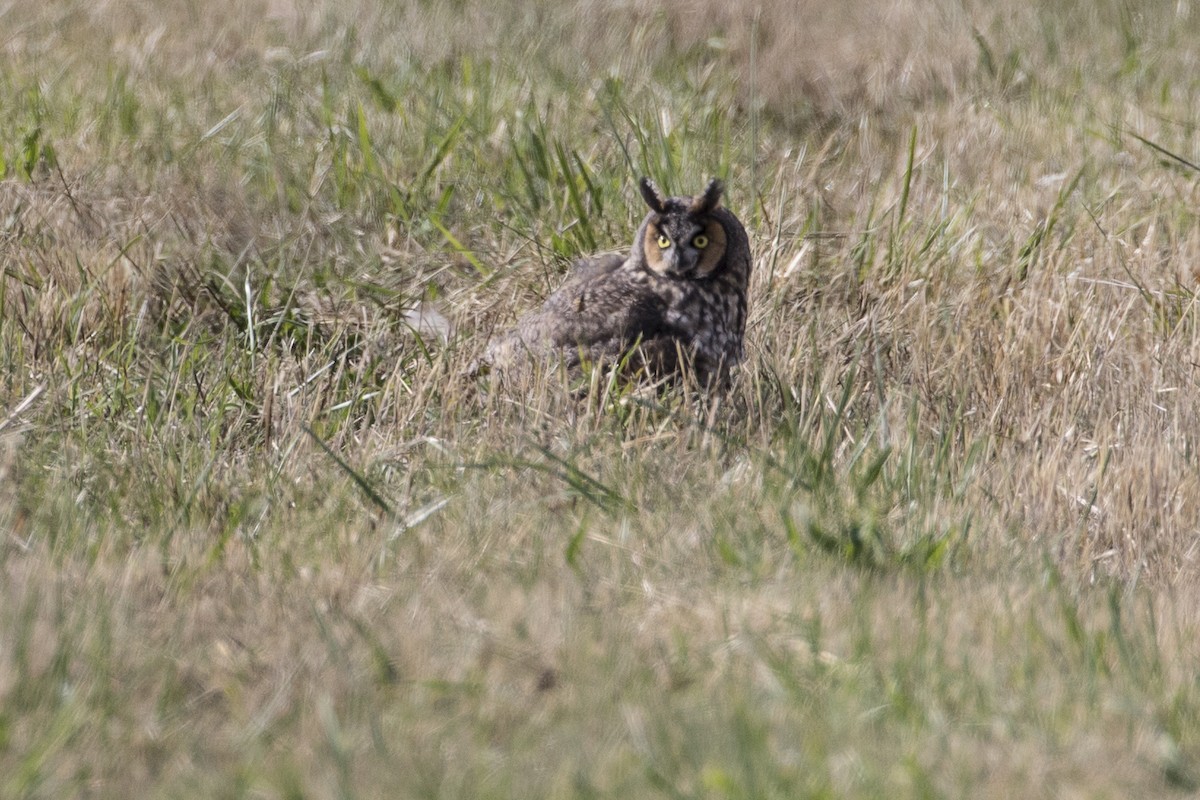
[{"x1": 638, "y1": 178, "x2": 729, "y2": 279}]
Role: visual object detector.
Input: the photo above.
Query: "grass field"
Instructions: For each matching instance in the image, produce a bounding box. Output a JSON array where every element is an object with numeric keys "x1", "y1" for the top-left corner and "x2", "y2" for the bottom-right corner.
[{"x1": 4, "y1": 0, "x2": 1200, "y2": 796}]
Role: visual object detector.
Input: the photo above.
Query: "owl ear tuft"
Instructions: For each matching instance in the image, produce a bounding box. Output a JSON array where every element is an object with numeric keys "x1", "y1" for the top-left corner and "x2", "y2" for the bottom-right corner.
[
  {"x1": 639, "y1": 177, "x2": 667, "y2": 213},
  {"x1": 690, "y1": 179, "x2": 724, "y2": 214}
]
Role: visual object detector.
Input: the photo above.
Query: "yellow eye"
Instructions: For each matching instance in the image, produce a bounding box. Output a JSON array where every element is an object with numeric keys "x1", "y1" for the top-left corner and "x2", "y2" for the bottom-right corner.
[
  {"x1": 656, "y1": 234, "x2": 671, "y2": 249},
  {"x1": 693, "y1": 234, "x2": 709, "y2": 249}
]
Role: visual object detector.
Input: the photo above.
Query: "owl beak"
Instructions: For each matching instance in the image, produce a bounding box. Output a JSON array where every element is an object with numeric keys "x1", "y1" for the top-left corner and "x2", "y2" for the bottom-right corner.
[
  {"x1": 654, "y1": 242, "x2": 700, "y2": 277},
  {"x1": 675, "y1": 249, "x2": 701, "y2": 277},
  {"x1": 660, "y1": 249, "x2": 685, "y2": 276}
]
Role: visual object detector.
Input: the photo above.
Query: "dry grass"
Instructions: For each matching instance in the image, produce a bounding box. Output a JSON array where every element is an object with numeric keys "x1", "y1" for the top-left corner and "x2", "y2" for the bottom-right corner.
[{"x1": 4, "y1": 0, "x2": 1200, "y2": 796}]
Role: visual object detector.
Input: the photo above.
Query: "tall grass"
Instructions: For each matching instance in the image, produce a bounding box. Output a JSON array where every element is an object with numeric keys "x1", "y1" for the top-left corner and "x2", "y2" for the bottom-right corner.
[{"x1": 4, "y1": 0, "x2": 1200, "y2": 796}]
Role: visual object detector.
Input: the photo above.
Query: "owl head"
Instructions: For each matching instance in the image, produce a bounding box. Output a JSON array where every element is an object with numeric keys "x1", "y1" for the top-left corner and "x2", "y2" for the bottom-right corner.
[{"x1": 635, "y1": 177, "x2": 737, "y2": 280}]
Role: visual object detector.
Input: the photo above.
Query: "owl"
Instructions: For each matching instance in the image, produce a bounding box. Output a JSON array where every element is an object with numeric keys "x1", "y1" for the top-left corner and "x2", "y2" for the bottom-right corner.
[{"x1": 484, "y1": 177, "x2": 752, "y2": 387}]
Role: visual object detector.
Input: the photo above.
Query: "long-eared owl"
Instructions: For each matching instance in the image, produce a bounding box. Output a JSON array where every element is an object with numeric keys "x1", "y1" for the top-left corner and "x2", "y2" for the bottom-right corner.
[{"x1": 485, "y1": 177, "x2": 752, "y2": 387}]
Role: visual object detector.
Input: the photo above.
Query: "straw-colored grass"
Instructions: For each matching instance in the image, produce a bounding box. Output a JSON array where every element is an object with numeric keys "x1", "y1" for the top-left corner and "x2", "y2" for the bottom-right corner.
[{"x1": 4, "y1": 0, "x2": 1200, "y2": 796}]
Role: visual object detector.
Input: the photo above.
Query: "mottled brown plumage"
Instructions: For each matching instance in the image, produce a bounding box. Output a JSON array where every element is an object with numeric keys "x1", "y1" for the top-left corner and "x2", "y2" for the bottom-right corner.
[{"x1": 485, "y1": 177, "x2": 752, "y2": 386}]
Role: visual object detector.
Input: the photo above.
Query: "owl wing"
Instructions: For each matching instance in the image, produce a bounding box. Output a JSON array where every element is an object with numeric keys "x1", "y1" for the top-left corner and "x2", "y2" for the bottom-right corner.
[
  {"x1": 483, "y1": 255, "x2": 616, "y2": 367},
  {"x1": 564, "y1": 252, "x2": 625, "y2": 282},
  {"x1": 486, "y1": 257, "x2": 678, "y2": 371},
  {"x1": 535, "y1": 266, "x2": 671, "y2": 352}
]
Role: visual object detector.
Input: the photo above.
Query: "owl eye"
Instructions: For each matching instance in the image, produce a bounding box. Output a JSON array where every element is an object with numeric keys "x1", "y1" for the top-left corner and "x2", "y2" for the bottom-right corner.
[
  {"x1": 656, "y1": 234, "x2": 671, "y2": 249},
  {"x1": 692, "y1": 234, "x2": 709, "y2": 249}
]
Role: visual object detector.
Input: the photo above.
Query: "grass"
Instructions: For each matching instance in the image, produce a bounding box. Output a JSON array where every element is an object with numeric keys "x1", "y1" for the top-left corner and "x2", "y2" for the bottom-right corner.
[{"x1": 4, "y1": 0, "x2": 1200, "y2": 796}]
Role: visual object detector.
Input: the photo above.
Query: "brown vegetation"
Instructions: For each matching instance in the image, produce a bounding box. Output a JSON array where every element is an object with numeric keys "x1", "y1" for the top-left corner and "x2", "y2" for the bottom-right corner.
[{"x1": 4, "y1": 0, "x2": 1200, "y2": 796}]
